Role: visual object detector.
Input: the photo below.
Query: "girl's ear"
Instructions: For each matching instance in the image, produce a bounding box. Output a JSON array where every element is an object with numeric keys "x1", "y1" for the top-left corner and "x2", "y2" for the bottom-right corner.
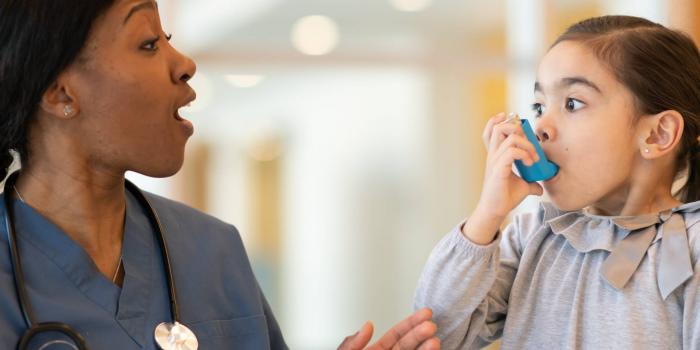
[
  {"x1": 39, "y1": 71, "x2": 80, "y2": 120},
  {"x1": 638, "y1": 110, "x2": 684, "y2": 159}
]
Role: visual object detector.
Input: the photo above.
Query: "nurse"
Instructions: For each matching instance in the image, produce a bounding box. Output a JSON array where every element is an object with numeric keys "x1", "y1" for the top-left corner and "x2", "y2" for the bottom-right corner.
[{"x1": 0, "y1": 1, "x2": 441, "y2": 349}]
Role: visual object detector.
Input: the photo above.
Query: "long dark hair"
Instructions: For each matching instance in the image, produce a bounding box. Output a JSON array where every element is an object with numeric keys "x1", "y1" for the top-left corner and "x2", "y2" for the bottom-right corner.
[
  {"x1": 552, "y1": 15, "x2": 700, "y2": 203},
  {"x1": 0, "y1": 0, "x2": 115, "y2": 181}
]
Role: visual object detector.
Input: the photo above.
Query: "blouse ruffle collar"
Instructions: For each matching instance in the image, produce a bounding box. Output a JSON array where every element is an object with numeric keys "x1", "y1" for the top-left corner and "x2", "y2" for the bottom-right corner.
[{"x1": 540, "y1": 201, "x2": 700, "y2": 300}]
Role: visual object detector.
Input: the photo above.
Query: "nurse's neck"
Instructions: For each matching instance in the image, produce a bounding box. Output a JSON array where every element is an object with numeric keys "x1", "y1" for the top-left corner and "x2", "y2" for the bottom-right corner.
[{"x1": 14, "y1": 158, "x2": 125, "y2": 285}]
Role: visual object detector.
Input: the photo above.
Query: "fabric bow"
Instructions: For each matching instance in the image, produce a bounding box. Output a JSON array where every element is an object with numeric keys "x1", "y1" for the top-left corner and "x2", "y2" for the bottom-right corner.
[{"x1": 544, "y1": 204, "x2": 694, "y2": 300}]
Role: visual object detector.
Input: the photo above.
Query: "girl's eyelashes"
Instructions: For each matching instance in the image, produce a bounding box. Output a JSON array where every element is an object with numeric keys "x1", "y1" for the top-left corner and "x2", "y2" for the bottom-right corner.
[
  {"x1": 565, "y1": 97, "x2": 585, "y2": 112},
  {"x1": 531, "y1": 102, "x2": 545, "y2": 118}
]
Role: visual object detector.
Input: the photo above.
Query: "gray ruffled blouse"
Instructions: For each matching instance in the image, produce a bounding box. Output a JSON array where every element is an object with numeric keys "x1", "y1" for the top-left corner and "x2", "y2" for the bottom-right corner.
[{"x1": 414, "y1": 201, "x2": 700, "y2": 349}]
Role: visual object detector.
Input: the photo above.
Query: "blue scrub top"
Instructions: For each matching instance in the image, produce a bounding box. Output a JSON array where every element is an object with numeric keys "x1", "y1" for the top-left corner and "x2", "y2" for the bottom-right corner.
[{"x1": 0, "y1": 190, "x2": 288, "y2": 349}]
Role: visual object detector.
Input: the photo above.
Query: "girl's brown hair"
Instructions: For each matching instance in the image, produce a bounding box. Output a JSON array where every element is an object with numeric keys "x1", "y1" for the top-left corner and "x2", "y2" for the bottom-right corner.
[{"x1": 554, "y1": 15, "x2": 700, "y2": 203}]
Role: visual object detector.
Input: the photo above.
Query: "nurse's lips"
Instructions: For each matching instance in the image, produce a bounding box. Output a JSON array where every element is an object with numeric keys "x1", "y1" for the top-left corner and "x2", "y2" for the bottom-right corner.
[{"x1": 174, "y1": 94, "x2": 196, "y2": 136}]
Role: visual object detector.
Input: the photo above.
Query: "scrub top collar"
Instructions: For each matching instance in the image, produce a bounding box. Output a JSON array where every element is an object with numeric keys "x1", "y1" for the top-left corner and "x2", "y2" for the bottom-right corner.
[{"x1": 7, "y1": 190, "x2": 159, "y2": 347}]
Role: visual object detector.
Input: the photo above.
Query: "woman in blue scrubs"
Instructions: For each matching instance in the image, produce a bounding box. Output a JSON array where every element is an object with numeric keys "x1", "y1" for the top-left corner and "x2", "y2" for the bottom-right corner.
[{"x1": 0, "y1": 1, "x2": 441, "y2": 349}]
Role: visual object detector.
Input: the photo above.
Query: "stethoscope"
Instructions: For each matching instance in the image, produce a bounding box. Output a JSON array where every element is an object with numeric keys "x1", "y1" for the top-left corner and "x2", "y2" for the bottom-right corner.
[{"x1": 3, "y1": 171, "x2": 199, "y2": 350}]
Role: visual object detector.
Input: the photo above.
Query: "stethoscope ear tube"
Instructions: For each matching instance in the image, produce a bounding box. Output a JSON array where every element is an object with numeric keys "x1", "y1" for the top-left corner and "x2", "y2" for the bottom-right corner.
[
  {"x1": 4, "y1": 171, "x2": 196, "y2": 349},
  {"x1": 4, "y1": 172, "x2": 36, "y2": 329},
  {"x1": 123, "y1": 179, "x2": 181, "y2": 323}
]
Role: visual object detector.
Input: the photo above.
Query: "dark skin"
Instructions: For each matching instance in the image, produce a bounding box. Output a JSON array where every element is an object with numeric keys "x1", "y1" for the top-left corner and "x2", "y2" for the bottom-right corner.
[{"x1": 13, "y1": 1, "x2": 440, "y2": 348}]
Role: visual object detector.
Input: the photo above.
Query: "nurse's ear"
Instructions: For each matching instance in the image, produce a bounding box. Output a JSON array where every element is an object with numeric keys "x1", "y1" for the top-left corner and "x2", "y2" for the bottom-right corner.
[
  {"x1": 637, "y1": 110, "x2": 684, "y2": 159},
  {"x1": 39, "y1": 72, "x2": 80, "y2": 120}
]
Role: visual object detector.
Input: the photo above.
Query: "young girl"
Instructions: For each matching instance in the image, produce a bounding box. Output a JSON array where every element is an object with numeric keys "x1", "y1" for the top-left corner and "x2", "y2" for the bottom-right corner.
[{"x1": 414, "y1": 15, "x2": 700, "y2": 349}]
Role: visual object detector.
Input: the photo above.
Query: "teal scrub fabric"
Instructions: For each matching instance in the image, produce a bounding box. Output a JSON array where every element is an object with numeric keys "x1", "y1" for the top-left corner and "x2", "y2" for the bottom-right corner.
[{"x1": 0, "y1": 190, "x2": 287, "y2": 349}]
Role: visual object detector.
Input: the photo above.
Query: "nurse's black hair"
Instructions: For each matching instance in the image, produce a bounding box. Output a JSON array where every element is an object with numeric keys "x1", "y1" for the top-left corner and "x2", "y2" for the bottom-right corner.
[
  {"x1": 554, "y1": 15, "x2": 700, "y2": 203},
  {"x1": 0, "y1": 0, "x2": 115, "y2": 182}
]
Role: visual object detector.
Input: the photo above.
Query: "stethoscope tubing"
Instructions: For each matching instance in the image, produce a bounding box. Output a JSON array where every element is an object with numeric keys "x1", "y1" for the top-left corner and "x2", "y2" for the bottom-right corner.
[{"x1": 2, "y1": 171, "x2": 182, "y2": 349}]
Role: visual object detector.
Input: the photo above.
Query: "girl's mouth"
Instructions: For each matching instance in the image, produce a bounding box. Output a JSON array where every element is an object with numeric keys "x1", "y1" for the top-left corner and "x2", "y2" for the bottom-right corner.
[{"x1": 544, "y1": 170, "x2": 561, "y2": 184}]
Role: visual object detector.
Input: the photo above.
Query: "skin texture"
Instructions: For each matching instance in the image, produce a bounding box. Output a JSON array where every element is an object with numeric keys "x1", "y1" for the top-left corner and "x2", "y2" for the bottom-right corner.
[
  {"x1": 12, "y1": 1, "x2": 440, "y2": 348},
  {"x1": 465, "y1": 40, "x2": 685, "y2": 245},
  {"x1": 16, "y1": 0, "x2": 196, "y2": 286}
]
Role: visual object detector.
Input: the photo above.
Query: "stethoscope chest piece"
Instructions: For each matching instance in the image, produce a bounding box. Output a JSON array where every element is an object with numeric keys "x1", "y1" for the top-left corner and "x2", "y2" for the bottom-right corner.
[{"x1": 154, "y1": 322, "x2": 198, "y2": 350}]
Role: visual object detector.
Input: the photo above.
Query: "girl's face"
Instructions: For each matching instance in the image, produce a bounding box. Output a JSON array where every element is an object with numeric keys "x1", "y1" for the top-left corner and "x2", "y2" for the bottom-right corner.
[
  {"x1": 534, "y1": 40, "x2": 645, "y2": 212},
  {"x1": 58, "y1": 0, "x2": 197, "y2": 178}
]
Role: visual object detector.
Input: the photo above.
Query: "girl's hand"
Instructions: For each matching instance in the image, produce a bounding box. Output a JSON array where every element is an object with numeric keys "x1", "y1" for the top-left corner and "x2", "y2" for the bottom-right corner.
[{"x1": 465, "y1": 113, "x2": 544, "y2": 244}]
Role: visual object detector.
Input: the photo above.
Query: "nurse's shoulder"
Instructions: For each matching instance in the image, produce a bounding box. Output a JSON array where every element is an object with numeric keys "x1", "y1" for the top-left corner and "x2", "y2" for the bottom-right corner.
[
  {"x1": 140, "y1": 191, "x2": 287, "y2": 348},
  {"x1": 141, "y1": 191, "x2": 271, "y2": 325},
  {"x1": 142, "y1": 190, "x2": 249, "y2": 261}
]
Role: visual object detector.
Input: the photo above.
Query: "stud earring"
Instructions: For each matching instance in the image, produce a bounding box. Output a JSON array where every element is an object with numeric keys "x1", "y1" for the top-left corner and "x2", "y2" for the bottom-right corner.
[
  {"x1": 644, "y1": 148, "x2": 650, "y2": 153},
  {"x1": 63, "y1": 105, "x2": 74, "y2": 117}
]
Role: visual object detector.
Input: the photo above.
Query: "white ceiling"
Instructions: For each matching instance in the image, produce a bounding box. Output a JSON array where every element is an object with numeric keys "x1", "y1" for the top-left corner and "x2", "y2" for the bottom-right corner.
[{"x1": 160, "y1": 0, "x2": 507, "y2": 61}]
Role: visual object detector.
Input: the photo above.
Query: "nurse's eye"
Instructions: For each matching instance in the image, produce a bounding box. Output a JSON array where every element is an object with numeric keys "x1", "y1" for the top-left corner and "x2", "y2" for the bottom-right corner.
[
  {"x1": 565, "y1": 98, "x2": 585, "y2": 112},
  {"x1": 141, "y1": 34, "x2": 171, "y2": 52},
  {"x1": 531, "y1": 102, "x2": 546, "y2": 118},
  {"x1": 141, "y1": 36, "x2": 161, "y2": 51}
]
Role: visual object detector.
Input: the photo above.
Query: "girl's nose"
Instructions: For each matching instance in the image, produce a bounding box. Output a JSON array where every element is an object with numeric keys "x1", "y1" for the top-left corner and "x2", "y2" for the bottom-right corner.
[{"x1": 535, "y1": 117, "x2": 554, "y2": 143}]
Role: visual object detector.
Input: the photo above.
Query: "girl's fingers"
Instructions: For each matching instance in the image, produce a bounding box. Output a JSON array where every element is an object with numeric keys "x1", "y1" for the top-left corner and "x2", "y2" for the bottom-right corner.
[
  {"x1": 482, "y1": 112, "x2": 507, "y2": 147},
  {"x1": 495, "y1": 147, "x2": 534, "y2": 177},
  {"x1": 492, "y1": 133, "x2": 539, "y2": 165},
  {"x1": 487, "y1": 121, "x2": 527, "y2": 156},
  {"x1": 529, "y1": 182, "x2": 544, "y2": 196}
]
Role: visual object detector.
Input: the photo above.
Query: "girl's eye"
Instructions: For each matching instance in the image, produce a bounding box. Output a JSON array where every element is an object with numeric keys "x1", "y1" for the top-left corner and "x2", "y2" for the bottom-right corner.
[
  {"x1": 531, "y1": 102, "x2": 545, "y2": 118},
  {"x1": 565, "y1": 98, "x2": 585, "y2": 112}
]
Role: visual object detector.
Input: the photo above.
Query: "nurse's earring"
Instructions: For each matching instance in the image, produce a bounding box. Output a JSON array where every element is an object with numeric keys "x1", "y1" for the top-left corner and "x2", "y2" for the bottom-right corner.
[{"x1": 63, "y1": 104, "x2": 74, "y2": 117}]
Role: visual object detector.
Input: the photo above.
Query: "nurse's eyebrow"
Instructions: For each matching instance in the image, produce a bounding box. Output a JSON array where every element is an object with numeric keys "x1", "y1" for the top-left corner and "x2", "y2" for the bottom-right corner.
[{"x1": 123, "y1": 1, "x2": 157, "y2": 25}]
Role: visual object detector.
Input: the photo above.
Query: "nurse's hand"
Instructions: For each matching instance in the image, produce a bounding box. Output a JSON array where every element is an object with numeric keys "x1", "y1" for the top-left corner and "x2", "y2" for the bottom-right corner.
[{"x1": 337, "y1": 308, "x2": 440, "y2": 350}]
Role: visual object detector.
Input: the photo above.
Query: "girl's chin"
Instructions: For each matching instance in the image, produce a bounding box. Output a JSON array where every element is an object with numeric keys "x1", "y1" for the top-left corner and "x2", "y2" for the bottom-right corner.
[{"x1": 546, "y1": 193, "x2": 589, "y2": 212}]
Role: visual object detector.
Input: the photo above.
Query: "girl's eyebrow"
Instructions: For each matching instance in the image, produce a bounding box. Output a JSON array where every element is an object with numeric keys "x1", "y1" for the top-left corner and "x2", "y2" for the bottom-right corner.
[
  {"x1": 561, "y1": 77, "x2": 602, "y2": 93},
  {"x1": 534, "y1": 76, "x2": 602, "y2": 94}
]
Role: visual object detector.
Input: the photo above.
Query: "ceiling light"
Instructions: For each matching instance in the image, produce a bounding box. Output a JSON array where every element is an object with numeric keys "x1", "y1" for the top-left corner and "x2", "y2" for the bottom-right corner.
[
  {"x1": 389, "y1": 0, "x2": 433, "y2": 12},
  {"x1": 225, "y1": 74, "x2": 265, "y2": 88},
  {"x1": 291, "y1": 15, "x2": 339, "y2": 56}
]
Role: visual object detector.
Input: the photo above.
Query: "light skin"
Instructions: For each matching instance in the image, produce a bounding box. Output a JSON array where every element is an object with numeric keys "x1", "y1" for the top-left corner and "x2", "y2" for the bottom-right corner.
[
  {"x1": 13, "y1": 1, "x2": 439, "y2": 348},
  {"x1": 464, "y1": 40, "x2": 685, "y2": 245}
]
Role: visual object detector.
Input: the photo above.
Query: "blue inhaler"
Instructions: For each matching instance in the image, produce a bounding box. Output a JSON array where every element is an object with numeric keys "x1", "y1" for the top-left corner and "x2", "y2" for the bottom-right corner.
[{"x1": 506, "y1": 113, "x2": 559, "y2": 182}]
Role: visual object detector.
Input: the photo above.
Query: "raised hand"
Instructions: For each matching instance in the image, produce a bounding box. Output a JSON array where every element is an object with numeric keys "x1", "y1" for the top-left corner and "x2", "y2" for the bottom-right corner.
[
  {"x1": 465, "y1": 112, "x2": 544, "y2": 245},
  {"x1": 337, "y1": 308, "x2": 440, "y2": 350}
]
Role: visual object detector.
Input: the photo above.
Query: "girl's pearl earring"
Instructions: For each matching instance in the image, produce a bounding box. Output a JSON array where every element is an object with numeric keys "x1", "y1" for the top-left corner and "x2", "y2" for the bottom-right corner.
[{"x1": 644, "y1": 148, "x2": 650, "y2": 153}]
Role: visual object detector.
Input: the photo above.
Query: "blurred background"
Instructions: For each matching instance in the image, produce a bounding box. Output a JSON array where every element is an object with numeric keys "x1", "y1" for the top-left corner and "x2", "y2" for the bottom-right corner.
[{"x1": 121, "y1": 0, "x2": 698, "y2": 348}]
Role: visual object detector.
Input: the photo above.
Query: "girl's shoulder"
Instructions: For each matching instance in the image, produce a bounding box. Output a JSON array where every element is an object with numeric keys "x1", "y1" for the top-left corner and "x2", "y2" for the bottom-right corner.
[
  {"x1": 679, "y1": 201, "x2": 700, "y2": 264},
  {"x1": 679, "y1": 201, "x2": 700, "y2": 229}
]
